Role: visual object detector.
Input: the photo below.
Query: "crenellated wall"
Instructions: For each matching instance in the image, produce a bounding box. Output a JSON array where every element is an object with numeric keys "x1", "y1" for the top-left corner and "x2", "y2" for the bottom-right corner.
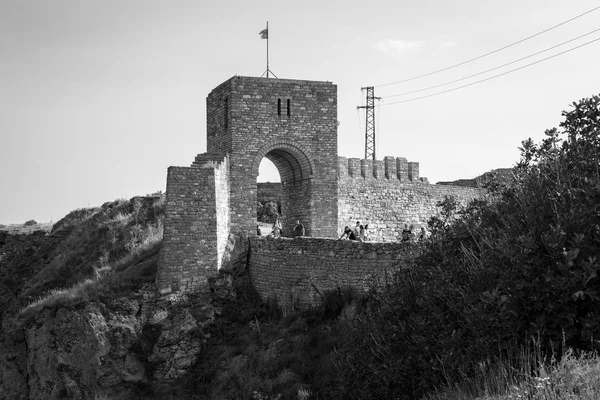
[
  {"x1": 157, "y1": 75, "x2": 487, "y2": 297},
  {"x1": 337, "y1": 156, "x2": 483, "y2": 241},
  {"x1": 247, "y1": 236, "x2": 420, "y2": 309}
]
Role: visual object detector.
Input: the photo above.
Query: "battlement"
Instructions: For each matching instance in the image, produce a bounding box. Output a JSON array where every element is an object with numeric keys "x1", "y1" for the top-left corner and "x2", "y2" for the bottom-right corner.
[
  {"x1": 338, "y1": 156, "x2": 428, "y2": 183},
  {"x1": 157, "y1": 75, "x2": 482, "y2": 296}
]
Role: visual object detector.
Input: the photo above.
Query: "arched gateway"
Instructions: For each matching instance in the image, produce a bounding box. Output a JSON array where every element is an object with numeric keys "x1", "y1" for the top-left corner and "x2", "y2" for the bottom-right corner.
[
  {"x1": 252, "y1": 140, "x2": 318, "y2": 236},
  {"x1": 157, "y1": 76, "x2": 339, "y2": 294}
]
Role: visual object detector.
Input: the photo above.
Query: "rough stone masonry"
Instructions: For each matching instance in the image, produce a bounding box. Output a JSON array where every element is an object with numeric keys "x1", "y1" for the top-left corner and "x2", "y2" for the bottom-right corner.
[{"x1": 157, "y1": 76, "x2": 484, "y2": 298}]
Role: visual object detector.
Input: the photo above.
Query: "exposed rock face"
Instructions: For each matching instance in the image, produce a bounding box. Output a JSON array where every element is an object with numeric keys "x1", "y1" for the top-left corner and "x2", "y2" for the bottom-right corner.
[
  {"x1": 0, "y1": 225, "x2": 251, "y2": 399},
  {"x1": 1, "y1": 290, "x2": 153, "y2": 400},
  {"x1": 148, "y1": 306, "x2": 204, "y2": 380},
  {"x1": 0, "y1": 328, "x2": 28, "y2": 400},
  {"x1": 0, "y1": 285, "x2": 226, "y2": 400},
  {"x1": 26, "y1": 306, "x2": 110, "y2": 400}
]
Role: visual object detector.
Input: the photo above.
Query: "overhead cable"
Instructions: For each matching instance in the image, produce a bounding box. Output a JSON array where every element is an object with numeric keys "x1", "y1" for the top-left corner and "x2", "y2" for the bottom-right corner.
[
  {"x1": 383, "y1": 27, "x2": 600, "y2": 99},
  {"x1": 374, "y1": 5, "x2": 600, "y2": 88},
  {"x1": 380, "y1": 36, "x2": 600, "y2": 106}
]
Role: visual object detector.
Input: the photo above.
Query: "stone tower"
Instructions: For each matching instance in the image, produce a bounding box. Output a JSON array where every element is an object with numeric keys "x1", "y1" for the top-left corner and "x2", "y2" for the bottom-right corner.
[
  {"x1": 157, "y1": 76, "x2": 339, "y2": 294},
  {"x1": 206, "y1": 76, "x2": 339, "y2": 238}
]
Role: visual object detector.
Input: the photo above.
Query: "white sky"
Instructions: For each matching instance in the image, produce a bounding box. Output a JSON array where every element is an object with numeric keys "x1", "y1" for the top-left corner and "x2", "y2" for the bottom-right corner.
[{"x1": 1, "y1": 0, "x2": 599, "y2": 224}]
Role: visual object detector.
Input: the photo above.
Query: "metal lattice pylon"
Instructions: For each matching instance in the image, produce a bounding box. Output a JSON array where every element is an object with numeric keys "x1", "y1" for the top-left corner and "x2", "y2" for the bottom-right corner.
[{"x1": 358, "y1": 87, "x2": 381, "y2": 160}]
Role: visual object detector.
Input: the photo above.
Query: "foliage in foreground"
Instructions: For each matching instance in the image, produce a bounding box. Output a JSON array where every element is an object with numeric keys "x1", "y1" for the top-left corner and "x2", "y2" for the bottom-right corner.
[
  {"x1": 332, "y1": 94, "x2": 600, "y2": 399},
  {"x1": 425, "y1": 348, "x2": 600, "y2": 400},
  {"x1": 163, "y1": 286, "x2": 362, "y2": 400}
]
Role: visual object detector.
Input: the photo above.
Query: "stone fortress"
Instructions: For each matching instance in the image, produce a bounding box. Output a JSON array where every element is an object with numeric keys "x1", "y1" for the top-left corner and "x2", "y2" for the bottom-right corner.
[{"x1": 156, "y1": 76, "x2": 483, "y2": 306}]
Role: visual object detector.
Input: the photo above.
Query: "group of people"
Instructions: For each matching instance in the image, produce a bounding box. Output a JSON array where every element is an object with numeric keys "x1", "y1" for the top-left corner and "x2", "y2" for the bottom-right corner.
[
  {"x1": 401, "y1": 224, "x2": 428, "y2": 242},
  {"x1": 260, "y1": 218, "x2": 428, "y2": 242},
  {"x1": 338, "y1": 221, "x2": 428, "y2": 242},
  {"x1": 339, "y1": 221, "x2": 369, "y2": 241},
  {"x1": 258, "y1": 218, "x2": 305, "y2": 238}
]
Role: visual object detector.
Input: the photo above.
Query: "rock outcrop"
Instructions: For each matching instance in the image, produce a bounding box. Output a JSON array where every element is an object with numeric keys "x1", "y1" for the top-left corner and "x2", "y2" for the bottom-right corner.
[{"x1": 0, "y1": 225, "x2": 249, "y2": 400}]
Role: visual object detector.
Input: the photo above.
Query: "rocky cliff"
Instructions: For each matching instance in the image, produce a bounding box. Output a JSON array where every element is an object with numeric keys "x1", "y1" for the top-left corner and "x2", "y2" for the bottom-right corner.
[{"x1": 0, "y1": 196, "x2": 248, "y2": 400}]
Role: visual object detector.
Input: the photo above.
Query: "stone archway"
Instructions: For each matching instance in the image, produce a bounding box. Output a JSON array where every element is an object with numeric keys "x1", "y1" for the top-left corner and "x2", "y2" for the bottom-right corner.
[
  {"x1": 252, "y1": 140, "x2": 317, "y2": 236},
  {"x1": 205, "y1": 76, "x2": 339, "y2": 239},
  {"x1": 157, "y1": 76, "x2": 339, "y2": 294}
]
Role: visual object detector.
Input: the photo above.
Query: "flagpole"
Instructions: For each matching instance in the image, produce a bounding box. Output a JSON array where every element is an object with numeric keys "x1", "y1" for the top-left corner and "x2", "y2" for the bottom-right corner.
[{"x1": 259, "y1": 22, "x2": 277, "y2": 78}]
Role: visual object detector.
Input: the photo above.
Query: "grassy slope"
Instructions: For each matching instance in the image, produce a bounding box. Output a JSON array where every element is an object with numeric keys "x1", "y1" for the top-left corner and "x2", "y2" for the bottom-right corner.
[{"x1": 0, "y1": 195, "x2": 164, "y2": 324}]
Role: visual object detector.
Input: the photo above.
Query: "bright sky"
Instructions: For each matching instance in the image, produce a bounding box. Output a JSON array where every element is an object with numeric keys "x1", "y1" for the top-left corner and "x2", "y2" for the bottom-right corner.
[{"x1": 1, "y1": 0, "x2": 599, "y2": 224}]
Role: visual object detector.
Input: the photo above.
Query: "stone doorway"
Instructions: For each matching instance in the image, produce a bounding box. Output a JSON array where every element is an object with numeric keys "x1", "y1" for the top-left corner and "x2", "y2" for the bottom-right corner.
[{"x1": 254, "y1": 141, "x2": 315, "y2": 237}]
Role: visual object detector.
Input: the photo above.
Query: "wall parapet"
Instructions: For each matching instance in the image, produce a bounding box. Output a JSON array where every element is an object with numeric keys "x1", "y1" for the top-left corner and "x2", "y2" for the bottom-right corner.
[
  {"x1": 247, "y1": 236, "x2": 419, "y2": 309},
  {"x1": 338, "y1": 156, "x2": 425, "y2": 182}
]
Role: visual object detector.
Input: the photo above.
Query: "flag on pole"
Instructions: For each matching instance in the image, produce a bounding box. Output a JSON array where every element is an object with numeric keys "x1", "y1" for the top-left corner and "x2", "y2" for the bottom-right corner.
[{"x1": 259, "y1": 28, "x2": 268, "y2": 39}]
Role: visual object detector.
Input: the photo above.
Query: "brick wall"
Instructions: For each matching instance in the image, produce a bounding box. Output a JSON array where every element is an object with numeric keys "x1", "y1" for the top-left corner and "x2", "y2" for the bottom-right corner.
[
  {"x1": 156, "y1": 75, "x2": 487, "y2": 296},
  {"x1": 338, "y1": 156, "x2": 483, "y2": 241},
  {"x1": 215, "y1": 158, "x2": 230, "y2": 271},
  {"x1": 247, "y1": 236, "x2": 420, "y2": 309},
  {"x1": 156, "y1": 156, "x2": 229, "y2": 295}
]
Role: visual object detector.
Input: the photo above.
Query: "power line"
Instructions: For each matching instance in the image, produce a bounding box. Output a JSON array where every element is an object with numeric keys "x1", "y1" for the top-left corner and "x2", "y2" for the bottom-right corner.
[
  {"x1": 374, "y1": 5, "x2": 600, "y2": 88},
  {"x1": 380, "y1": 36, "x2": 600, "y2": 106},
  {"x1": 383, "y1": 27, "x2": 600, "y2": 99}
]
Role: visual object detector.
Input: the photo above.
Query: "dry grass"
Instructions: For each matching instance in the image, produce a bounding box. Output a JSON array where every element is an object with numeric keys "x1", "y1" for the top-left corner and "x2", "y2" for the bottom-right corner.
[
  {"x1": 17, "y1": 195, "x2": 165, "y2": 317},
  {"x1": 111, "y1": 211, "x2": 132, "y2": 223},
  {"x1": 0, "y1": 222, "x2": 53, "y2": 234},
  {"x1": 113, "y1": 218, "x2": 163, "y2": 271},
  {"x1": 425, "y1": 349, "x2": 600, "y2": 400},
  {"x1": 20, "y1": 278, "x2": 97, "y2": 315}
]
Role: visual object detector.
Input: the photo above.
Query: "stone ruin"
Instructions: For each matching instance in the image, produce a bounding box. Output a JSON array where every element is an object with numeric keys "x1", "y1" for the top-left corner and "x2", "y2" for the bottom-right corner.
[{"x1": 156, "y1": 76, "x2": 482, "y2": 296}]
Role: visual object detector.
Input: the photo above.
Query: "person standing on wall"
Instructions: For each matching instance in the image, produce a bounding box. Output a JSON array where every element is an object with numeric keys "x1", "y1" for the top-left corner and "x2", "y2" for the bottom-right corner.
[
  {"x1": 359, "y1": 223, "x2": 368, "y2": 241},
  {"x1": 353, "y1": 221, "x2": 361, "y2": 238},
  {"x1": 294, "y1": 220, "x2": 305, "y2": 237},
  {"x1": 401, "y1": 224, "x2": 412, "y2": 242},
  {"x1": 272, "y1": 217, "x2": 282, "y2": 238},
  {"x1": 418, "y1": 226, "x2": 427, "y2": 242}
]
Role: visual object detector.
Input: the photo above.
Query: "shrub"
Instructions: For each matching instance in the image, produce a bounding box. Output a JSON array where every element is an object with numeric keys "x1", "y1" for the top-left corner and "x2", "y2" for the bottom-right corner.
[{"x1": 332, "y1": 94, "x2": 600, "y2": 399}]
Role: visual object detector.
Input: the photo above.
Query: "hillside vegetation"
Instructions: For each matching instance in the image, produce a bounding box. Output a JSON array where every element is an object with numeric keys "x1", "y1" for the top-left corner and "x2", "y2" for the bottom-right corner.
[
  {"x1": 1, "y1": 95, "x2": 599, "y2": 400},
  {"x1": 331, "y1": 94, "x2": 600, "y2": 399},
  {"x1": 0, "y1": 194, "x2": 164, "y2": 324}
]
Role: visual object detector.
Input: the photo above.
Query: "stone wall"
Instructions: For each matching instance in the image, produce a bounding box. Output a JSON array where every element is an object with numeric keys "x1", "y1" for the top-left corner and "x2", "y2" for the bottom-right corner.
[
  {"x1": 157, "y1": 75, "x2": 487, "y2": 296},
  {"x1": 337, "y1": 156, "x2": 484, "y2": 241},
  {"x1": 247, "y1": 236, "x2": 419, "y2": 309},
  {"x1": 156, "y1": 156, "x2": 229, "y2": 295},
  {"x1": 214, "y1": 158, "x2": 230, "y2": 271}
]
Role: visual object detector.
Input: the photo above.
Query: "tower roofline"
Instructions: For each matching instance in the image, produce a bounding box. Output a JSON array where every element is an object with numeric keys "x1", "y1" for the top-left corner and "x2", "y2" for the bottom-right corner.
[{"x1": 210, "y1": 75, "x2": 335, "y2": 93}]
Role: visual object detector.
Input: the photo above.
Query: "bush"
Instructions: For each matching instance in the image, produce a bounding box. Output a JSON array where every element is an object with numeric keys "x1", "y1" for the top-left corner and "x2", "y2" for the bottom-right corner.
[{"x1": 332, "y1": 94, "x2": 600, "y2": 399}]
